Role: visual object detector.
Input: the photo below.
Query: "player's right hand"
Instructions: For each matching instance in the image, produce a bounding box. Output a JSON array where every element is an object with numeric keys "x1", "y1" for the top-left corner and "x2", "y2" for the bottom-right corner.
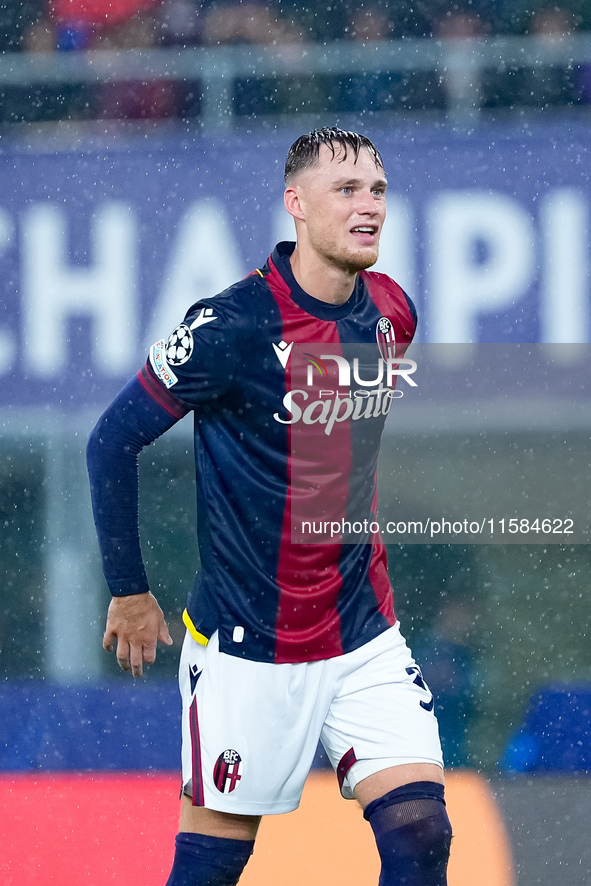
[{"x1": 103, "y1": 592, "x2": 173, "y2": 678}]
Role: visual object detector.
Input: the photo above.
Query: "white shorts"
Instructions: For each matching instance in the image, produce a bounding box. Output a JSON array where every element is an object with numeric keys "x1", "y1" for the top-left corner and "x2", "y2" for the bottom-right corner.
[{"x1": 179, "y1": 623, "x2": 443, "y2": 815}]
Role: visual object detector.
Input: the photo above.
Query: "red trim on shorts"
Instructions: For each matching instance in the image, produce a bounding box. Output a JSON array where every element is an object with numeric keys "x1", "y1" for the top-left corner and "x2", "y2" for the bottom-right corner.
[
  {"x1": 337, "y1": 747, "x2": 358, "y2": 792},
  {"x1": 189, "y1": 697, "x2": 205, "y2": 806}
]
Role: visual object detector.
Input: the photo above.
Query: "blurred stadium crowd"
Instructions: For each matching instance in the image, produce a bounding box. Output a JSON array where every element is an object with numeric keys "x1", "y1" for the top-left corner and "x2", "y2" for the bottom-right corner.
[
  {"x1": 1, "y1": 1, "x2": 590, "y2": 126},
  {"x1": 5, "y1": 0, "x2": 591, "y2": 49}
]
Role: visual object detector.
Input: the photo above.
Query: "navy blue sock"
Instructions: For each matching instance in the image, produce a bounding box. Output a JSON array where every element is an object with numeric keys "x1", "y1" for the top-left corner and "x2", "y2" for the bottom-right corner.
[
  {"x1": 165, "y1": 832, "x2": 255, "y2": 886},
  {"x1": 364, "y1": 781, "x2": 452, "y2": 886}
]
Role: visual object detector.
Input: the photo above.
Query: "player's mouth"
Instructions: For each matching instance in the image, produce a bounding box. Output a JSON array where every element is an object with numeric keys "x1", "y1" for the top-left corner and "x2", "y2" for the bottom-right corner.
[{"x1": 350, "y1": 225, "x2": 379, "y2": 245}]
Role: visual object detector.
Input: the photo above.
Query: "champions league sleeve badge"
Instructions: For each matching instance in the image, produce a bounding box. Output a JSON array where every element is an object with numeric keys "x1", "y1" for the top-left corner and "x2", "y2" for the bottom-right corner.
[
  {"x1": 166, "y1": 323, "x2": 194, "y2": 366},
  {"x1": 376, "y1": 316, "x2": 396, "y2": 362}
]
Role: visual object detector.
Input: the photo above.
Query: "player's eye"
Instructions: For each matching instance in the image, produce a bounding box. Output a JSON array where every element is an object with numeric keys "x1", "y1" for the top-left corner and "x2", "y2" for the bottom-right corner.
[{"x1": 341, "y1": 187, "x2": 352, "y2": 195}]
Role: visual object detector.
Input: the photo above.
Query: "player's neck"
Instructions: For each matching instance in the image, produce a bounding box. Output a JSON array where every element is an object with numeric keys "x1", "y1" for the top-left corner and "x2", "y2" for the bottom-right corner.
[{"x1": 289, "y1": 244, "x2": 356, "y2": 305}]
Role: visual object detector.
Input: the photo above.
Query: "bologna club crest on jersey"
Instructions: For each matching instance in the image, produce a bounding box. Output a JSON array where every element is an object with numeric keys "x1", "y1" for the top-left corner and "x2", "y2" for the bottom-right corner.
[
  {"x1": 376, "y1": 317, "x2": 396, "y2": 362},
  {"x1": 214, "y1": 749, "x2": 243, "y2": 793}
]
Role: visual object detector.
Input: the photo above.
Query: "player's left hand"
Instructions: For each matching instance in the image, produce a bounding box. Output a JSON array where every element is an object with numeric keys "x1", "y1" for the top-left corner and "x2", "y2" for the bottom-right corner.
[{"x1": 103, "y1": 592, "x2": 173, "y2": 678}]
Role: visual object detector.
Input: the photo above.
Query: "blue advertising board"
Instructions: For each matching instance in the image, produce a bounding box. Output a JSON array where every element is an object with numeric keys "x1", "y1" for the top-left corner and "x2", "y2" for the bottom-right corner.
[{"x1": 1, "y1": 123, "x2": 589, "y2": 409}]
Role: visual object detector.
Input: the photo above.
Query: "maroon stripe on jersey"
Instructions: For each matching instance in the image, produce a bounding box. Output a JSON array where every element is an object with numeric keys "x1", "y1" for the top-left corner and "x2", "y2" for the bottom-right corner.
[
  {"x1": 368, "y1": 538, "x2": 396, "y2": 624},
  {"x1": 189, "y1": 697, "x2": 205, "y2": 806},
  {"x1": 337, "y1": 747, "x2": 358, "y2": 791},
  {"x1": 138, "y1": 363, "x2": 189, "y2": 419},
  {"x1": 265, "y1": 260, "x2": 350, "y2": 663}
]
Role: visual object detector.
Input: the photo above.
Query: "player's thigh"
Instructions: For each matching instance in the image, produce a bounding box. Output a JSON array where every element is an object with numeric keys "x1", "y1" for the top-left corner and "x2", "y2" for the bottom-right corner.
[
  {"x1": 179, "y1": 794, "x2": 261, "y2": 840},
  {"x1": 354, "y1": 762, "x2": 444, "y2": 809},
  {"x1": 321, "y1": 624, "x2": 444, "y2": 799},
  {"x1": 179, "y1": 630, "x2": 331, "y2": 815}
]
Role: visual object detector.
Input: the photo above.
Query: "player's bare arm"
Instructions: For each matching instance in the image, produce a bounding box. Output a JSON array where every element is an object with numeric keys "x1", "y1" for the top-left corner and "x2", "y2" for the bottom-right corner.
[{"x1": 103, "y1": 591, "x2": 172, "y2": 678}]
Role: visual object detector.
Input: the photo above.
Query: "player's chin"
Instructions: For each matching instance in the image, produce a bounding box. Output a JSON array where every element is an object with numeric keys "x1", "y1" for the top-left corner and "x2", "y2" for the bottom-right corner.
[{"x1": 341, "y1": 247, "x2": 379, "y2": 273}]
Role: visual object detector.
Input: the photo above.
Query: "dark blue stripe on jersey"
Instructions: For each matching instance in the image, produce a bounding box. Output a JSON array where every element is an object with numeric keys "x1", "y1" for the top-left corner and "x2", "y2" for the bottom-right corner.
[
  {"x1": 184, "y1": 282, "x2": 290, "y2": 659},
  {"x1": 87, "y1": 376, "x2": 184, "y2": 596},
  {"x1": 334, "y1": 297, "x2": 395, "y2": 650},
  {"x1": 403, "y1": 289, "x2": 418, "y2": 328}
]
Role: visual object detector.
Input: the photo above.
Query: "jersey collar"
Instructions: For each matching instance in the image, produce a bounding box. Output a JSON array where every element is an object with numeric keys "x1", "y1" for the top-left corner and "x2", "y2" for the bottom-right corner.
[{"x1": 270, "y1": 241, "x2": 363, "y2": 321}]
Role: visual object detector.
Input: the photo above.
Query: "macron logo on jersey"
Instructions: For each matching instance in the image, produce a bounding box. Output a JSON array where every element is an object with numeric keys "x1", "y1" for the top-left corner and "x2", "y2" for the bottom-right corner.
[
  {"x1": 272, "y1": 340, "x2": 293, "y2": 369},
  {"x1": 190, "y1": 307, "x2": 217, "y2": 330}
]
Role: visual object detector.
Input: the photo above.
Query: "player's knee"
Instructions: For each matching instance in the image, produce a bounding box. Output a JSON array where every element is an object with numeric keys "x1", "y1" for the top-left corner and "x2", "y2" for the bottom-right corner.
[
  {"x1": 364, "y1": 781, "x2": 452, "y2": 886},
  {"x1": 165, "y1": 832, "x2": 254, "y2": 886}
]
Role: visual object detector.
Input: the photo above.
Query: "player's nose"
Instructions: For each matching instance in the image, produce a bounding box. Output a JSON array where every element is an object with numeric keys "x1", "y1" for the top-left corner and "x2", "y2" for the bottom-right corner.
[{"x1": 355, "y1": 188, "x2": 381, "y2": 215}]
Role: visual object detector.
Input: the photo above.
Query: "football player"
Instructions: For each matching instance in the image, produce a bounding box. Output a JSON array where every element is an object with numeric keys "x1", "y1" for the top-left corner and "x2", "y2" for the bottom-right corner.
[{"x1": 87, "y1": 127, "x2": 451, "y2": 886}]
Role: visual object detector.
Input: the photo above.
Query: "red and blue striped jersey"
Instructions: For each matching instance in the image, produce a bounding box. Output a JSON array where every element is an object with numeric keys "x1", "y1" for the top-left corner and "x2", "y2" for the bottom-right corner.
[{"x1": 137, "y1": 242, "x2": 416, "y2": 663}]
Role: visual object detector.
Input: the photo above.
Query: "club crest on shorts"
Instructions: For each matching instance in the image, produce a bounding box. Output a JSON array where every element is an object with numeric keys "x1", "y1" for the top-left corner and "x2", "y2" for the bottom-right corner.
[
  {"x1": 376, "y1": 316, "x2": 396, "y2": 362},
  {"x1": 214, "y1": 749, "x2": 243, "y2": 793}
]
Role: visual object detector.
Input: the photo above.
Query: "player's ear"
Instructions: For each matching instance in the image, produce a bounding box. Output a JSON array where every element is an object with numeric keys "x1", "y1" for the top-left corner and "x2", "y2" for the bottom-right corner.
[{"x1": 284, "y1": 185, "x2": 306, "y2": 221}]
